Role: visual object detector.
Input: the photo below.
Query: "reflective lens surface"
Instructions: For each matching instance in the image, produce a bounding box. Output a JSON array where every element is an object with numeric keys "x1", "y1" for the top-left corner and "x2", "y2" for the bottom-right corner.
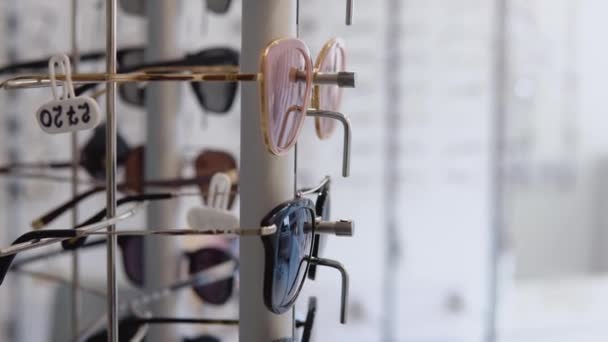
[
  {"x1": 272, "y1": 205, "x2": 314, "y2": 311},
  {"x1": 118, "y1": 236, "x2": 144, "y2": 286},
  {"x1": 189, "y1": 247, "x2": 234, "y2": 305},
  {"x1": 206, "y1": 0, "x2": 232, "y2": 14},
  {"x1": 118, "y1": 49, "x2": 146, "y2": 106},
  {"x1": 192, "y1": 81, "x2": 237, "y2": 113},
  {"x1": 262, "y1": 39, "x2": 312, "y2": 155},
  {"x1": 315, "y1": 39, "x2": 346, "y2": 139}
]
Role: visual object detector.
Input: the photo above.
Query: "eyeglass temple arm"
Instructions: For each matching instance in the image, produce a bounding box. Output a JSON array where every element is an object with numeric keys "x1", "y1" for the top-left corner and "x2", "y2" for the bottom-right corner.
[
  {"x1": 31, "y1": 186, "x2": 106, "y2": 229},
  {"x1": 11, "y1": 238, "x2": 106, "y2": 269},
  {"x1": 307, "y1": 257, "x2": 349, "y2": 324},
  {"x1": 0, "y1": 49, "x2": 110, "y2": 76},
  {"x1": 0, "y1": 229, "x2": 82, "y2": 285},
  {"x1": 297, "y1": 176, "x2": 331, "y2": 197},
  {"x1": 0, "y1": 160, "x2": 73, "y2": 173},
  {"x1": 306, "y1": 110, "x2": 351, "y2": 177},
  {"x1": 31, "y1": 172, "x2": 229, "y2": 229},
  {"x1": 133, "y1": 317, "x2": 239, "y2": 326},
  {"x1": 61, "y1": 193, "x2": 173, "y2": 250}
]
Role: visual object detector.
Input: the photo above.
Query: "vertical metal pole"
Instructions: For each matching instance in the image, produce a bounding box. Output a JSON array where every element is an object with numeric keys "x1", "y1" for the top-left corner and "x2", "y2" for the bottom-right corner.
[
  {"x1": 240, "y1": 1, "x2": 297, "y2": 341},
  {"x1": 105, "y1": 0, "x2": 119, "y2": 341},
  {"x1": 487, "y1": 0, "x2": 507, "y2": 341},
  {"x1": 144, "y1": 1, "x2": 181, "y2": 342},
  {"x1": 382, "y1": 0, "x2": 402, "y2": 341},
  {"x1": 70, "y1": 0, "x2": 82, "y2": 338}
]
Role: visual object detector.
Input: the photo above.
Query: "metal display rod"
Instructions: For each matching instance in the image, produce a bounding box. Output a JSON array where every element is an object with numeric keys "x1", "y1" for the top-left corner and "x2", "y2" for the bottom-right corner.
[
  {"x1": 240, "y1": 1, "x2": 298, "y2": 341},
  {"x1": 144, "y1": 1, "x2": 181, "y2": 341},
  {"x1": 104, "y1": 0, "x2": 119, "y2": 341},
  {"x1": 70, "y1": 0, "x2": 82, "y2": 338}
]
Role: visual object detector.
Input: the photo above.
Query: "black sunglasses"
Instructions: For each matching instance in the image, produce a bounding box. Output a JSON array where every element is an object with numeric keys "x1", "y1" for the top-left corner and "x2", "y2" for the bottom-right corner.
[
  {"x1": 0, "y1": 46, "x2": 239, "y2": 114},
  {"x1": 12, "y1": 237, "x2": 235, "y2": 306},
  {"x1": 87, "y1": 296, "x2": 316, "y2": 342},
  {"x1": 75, "y1": 46, "x2": 239, "y2": 114},
  {"x1": 0, "y1": 123, "x2": 131, "y2": 181},
  {"x1": 120, "y1": 0, "x2": 233, "y2": 17},
  {"x1": 260, "y1": 197, "x2": 351, "y2": 322},
  {"x1": 0, "y1": 191, "x2": 245, "y2": 285},
  {"x1": 187, "y1": 180, "x2": 352, "y2": 322}
]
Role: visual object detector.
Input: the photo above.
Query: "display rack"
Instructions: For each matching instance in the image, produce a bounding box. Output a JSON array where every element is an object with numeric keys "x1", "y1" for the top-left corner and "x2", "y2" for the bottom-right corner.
[{"x1": 1, "y1": 1, "x2": 355, "y2": 341}]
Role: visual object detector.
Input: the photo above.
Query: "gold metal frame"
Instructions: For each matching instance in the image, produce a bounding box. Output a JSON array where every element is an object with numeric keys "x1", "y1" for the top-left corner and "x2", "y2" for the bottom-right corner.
[
  {"x1": 313, "y1": 38, "x2": 346, "y2": 139},
  {"x1": 0, "y1": 38, "x2": 351, "y2": 157}
]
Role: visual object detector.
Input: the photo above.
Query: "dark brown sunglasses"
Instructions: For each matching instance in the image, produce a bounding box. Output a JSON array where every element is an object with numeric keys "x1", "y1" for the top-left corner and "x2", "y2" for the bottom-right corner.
[{"x1": 31, "y1": 147, "x2": 238, "y2": 229}]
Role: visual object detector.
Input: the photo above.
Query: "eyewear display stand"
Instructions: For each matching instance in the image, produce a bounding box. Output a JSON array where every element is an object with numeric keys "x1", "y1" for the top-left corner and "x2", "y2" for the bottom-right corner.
[
  {"x1": 239, "y1": 1, "x2": 298, "y2": 341},
  {"x1": 143, "y1": 1, "x2": 181, "y2": 342}
]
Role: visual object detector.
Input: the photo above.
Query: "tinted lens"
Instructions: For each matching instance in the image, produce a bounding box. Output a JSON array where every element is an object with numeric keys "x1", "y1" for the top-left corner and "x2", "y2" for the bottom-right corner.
[
  {"x1": 273, "y1": 206, "x2": 314, "y2": 310},
  {"x1": 119, "y1": 0, "x2": 145, "y2": 16},
  {"x1": 189, "y1": 248, "x2": 234, "y2": 305},
  {"x1": 206, "y1": 0, "x2": 231, "y2": 14},
  {"x1": 194, "y1": 150, "x2": 237, "y2": 208},
  {"x1": 124, "y1": 146, "x2": 145, "y2": 193},
  {"x1": 119, "y1": 236, "x2": 144, "y2": 287},
  {"x1": 192, "y1": 81, "x2": 237, "y2": 113},
  {"x1": 315, "y1": 40, "x2": 345, "y2": 139},
  {"x1": 263, "y1": 39, "x2": 312, "y2": 155},
  {"x1": 118, "y1": 50, "x2": 146, "y2": 106},
  {"x1": 183, "y1": 335, "x2": 221, "y2": 342},
  {"x1": 80, "y1": 124, "x2": 131, "y2": 180}
]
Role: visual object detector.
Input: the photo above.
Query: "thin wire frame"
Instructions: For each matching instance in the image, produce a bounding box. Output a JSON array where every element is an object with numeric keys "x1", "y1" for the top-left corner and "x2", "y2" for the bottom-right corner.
[
  {"x1": 0, "y1": 203, "x2": 142, "y2": 257},
  {"x1": 313, "y1": 38, "x2": 347, "y2": 139}
]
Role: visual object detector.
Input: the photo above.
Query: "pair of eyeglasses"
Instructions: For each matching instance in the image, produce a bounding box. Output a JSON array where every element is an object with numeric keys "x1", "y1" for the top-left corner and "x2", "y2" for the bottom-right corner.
[
  {"x1": 77, "y1": 46, "x2": 240, "y2": 114},
  {"x1": 13, "y1": 238, "x2": 236, "y2": 306},
  {"x1": 188, "y1": 194, "x2": 352, "y2": 323},
  {"x1": 0, "y1": 202, "x2": 263, "y2": 285},
  {"x1": 1, "y1": 38, "x2": 354, "y2": 176},
  {"x1": 31, "y1": 145, "x2": 237, "y2": 229},
  {"x1": 83, "y1": 38, "x2": 352, "y2": 174},
  {"x1": 0, "y1": 123, "x2": 131, "y2": 181},
  {"x1": 77, "y1": 257, "x2": 238, "y2": 341},
  {"x1": 0, "y1": 46, "x2": 240, "y2": 114},
  {"x1": 86, "y1": 296, "x2": 316, "y2": 342},
  {"x1": 120, "y1": 0, "x2": 233, "y2": 17}
]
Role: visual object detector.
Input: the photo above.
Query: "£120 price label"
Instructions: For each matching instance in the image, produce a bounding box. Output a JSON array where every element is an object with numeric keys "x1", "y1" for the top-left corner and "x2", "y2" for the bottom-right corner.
[{"x1": 36, "y1": 96, "x2": 100, "y2": 134}]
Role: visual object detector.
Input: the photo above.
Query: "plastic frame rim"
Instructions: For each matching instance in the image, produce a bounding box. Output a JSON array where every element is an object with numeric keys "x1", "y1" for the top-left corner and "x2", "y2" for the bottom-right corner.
[
  {"x1": 259, "y1": 38, "x2": 313, "y2": 156},
  {"x1": 313, "y1": 38, "x2": 346, "y2": 140},
  {"x1": 260, "y1": 197, "x2": 316, "y2": 314}
]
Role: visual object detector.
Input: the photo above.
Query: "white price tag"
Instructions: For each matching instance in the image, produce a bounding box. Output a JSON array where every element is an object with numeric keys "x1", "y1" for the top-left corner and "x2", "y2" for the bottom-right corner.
[
  {"x1": 35, "y1": 54, "x2": 101, "y2": 134},
  {"x1": 36, "y1": 97, "x2": 101, "y2": 134}
]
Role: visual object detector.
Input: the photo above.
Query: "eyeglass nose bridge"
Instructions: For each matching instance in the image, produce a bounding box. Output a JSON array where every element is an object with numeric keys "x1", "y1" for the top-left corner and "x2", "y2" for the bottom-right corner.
[{"x1": 306, "y1": 256, "x2": 349, "y2": 324}]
